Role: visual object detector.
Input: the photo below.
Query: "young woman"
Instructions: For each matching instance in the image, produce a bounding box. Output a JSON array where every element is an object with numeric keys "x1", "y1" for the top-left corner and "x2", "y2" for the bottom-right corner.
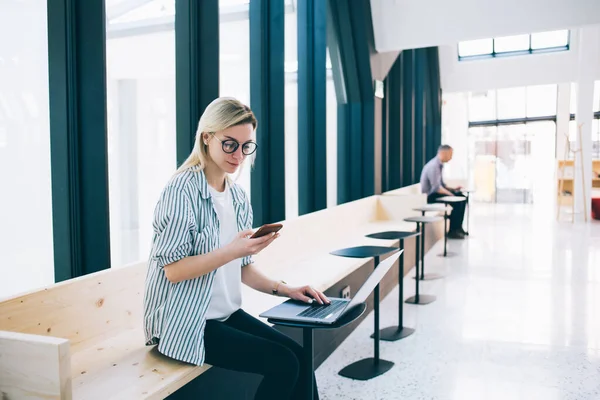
[{"x1": 143, "y1": 97, "x2": 329, "y2": 400}]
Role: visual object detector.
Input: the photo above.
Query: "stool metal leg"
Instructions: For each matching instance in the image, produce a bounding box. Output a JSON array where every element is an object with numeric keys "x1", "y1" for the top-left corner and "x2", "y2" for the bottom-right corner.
[
  {"x1": 465, "y1": 192, "x2": 470, "y2": 235},
  {"x1": 418, "y1": 222, "x2": 444, "y2": 280},
  {"x1": 375, "y1": 239, "x2": 415, "y2": 341},
  {"x1": 406, "y1": 224, "x2": 436, "y2": 305},
  {"x1": 303, "y1": 328, "x2": 314, "y2": 400},
  {"x1": 438, "y1": 210, "x2": 458, "y2": 258},
  {"x1": 339, "y1": 256, "x2": 394, "y2": 380},
  {"x1": 374, "y1": 256, "x2": 380, "y2": 361}
]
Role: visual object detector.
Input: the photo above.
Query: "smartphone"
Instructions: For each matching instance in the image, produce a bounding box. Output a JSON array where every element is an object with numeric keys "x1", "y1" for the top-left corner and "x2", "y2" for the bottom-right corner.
[{"x1": 250, "y1": 223, "x2": 283, "y2": 239}]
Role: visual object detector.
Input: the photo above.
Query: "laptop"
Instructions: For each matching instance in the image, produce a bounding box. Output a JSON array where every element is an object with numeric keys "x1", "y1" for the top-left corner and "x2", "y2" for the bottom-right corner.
[{"x1": 259, "y1": 250, "x2": 402, "y2": 325}]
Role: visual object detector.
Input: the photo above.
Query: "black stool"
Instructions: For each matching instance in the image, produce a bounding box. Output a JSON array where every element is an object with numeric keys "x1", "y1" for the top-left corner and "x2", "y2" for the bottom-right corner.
[
  {"x1": 413, "y1": 203, "x2": 447, "y2": 217},
  {"x1": 268, "y1": 303, "x2": 367, "y2": 400},
  {"x1": 404, "y1": 215, "x2": 444, "y2": 281},
  {"x1": 365, "y1": 231, "x2": 420, "y2": 341},
  {"x1": 435, "y1": 196, "x2": 467, "y2": 257},
  {"x1": 329, "y1": 246, "x2": 397, "y2": 380},
  {"x1": 403, "y1": 216, "x2": 442, "y2": 305},
  {"x1": 462, "y1": 189, "x2": 475, "y2": 235}
]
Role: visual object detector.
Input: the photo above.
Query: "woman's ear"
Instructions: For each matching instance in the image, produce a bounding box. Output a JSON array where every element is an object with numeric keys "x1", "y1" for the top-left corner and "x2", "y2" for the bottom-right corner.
[{"x1": 202, "y1": 132, "x2": 210, "y2": 145}]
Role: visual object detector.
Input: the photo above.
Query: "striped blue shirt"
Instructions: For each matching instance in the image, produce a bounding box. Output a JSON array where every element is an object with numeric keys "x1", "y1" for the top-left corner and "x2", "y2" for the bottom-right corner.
[{"x1": 143, "y1": 166, "x2": 253, "y2": 366}]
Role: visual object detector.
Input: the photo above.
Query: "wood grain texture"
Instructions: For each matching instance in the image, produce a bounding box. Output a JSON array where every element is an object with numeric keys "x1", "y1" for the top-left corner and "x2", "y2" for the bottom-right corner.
[
  {"x1": 0, "y1": 331, "x2": 72, "y2": 400},
  {"x1": 0, "y1": 193, "x2": 431, "y2": 399}
]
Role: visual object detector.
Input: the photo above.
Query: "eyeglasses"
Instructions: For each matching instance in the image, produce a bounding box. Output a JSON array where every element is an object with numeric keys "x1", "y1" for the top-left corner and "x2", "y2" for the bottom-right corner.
[{"x1": 211, "y1": 133, "x2": 258, "y2": 156}]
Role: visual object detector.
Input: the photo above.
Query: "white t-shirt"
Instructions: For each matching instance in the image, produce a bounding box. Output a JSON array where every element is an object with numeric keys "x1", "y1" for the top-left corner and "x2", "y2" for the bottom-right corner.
[{"x1": 205, "y1": 181, "x2": 243, "y2": 321}]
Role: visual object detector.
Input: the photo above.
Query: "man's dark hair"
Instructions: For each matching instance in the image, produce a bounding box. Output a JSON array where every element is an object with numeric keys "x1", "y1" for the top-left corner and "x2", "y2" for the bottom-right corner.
[{"x1": 438, "y1": 144, "x2": 453, "y2": 152}]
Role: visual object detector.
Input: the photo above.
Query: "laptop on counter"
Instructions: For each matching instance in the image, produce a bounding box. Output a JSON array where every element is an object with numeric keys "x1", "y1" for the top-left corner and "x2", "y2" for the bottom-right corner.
[{"x1": 259, "y1": 250, "x2": 402, "y2": 325}]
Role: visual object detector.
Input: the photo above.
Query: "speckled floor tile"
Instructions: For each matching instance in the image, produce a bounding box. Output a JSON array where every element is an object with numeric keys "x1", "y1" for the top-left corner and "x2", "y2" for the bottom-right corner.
[{"x1": 316, "y1": 203, "x2": 600, "y2": 400}]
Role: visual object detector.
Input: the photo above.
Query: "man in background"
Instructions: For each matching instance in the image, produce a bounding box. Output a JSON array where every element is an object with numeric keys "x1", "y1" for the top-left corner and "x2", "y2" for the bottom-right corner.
[{"x1": 420, "y1": 145, "x2": 467, "y2": 239}]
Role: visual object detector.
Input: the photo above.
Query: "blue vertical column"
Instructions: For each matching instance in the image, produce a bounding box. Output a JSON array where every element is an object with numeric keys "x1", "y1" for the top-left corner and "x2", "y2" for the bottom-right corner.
[
  {"x1": 414, "y1": 49, "x2": 426, "y2": 175},
  {"x1": 175, "y1": 0, "x2": 219, "y2": 166},
  {"x1": 298, "y1": 0, "x2": 327, "y2": 215},
  {"x1": 402, "y1": 50, "x2": 415, "y2": 184},
  {"x1": 48, "y1": 0, "x2": 111, "y2": 279},
  {"x1": 328, "y1": 0, "x2": 375, "y2": 204},
  {"x1": 385, "y1": 55, "x2": 402, "y2": 190},
  {"x1": 428, "y1": 47, "x2": 442, "y2": 159},
  {"x1": 250, "y1": 0, "x2": 286, "y2": 225}
]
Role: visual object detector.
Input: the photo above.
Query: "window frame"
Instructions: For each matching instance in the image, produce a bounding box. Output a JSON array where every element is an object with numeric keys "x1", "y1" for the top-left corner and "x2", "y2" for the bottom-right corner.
[{"x1": 458, "y1": 30, "x2": 570, "y2": 61}]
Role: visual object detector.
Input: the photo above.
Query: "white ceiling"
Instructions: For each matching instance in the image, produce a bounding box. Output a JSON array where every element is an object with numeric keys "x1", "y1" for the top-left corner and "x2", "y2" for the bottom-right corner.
[{"x1": 370, "y1": 0, "x2": 600, "y2": 52}]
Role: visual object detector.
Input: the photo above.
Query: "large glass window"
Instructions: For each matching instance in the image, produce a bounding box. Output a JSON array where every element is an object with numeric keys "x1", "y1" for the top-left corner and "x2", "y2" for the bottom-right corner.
[
  {"x1": 220, "y1": 0, "x2": 251, "y2": 196},
  {"x1": 0, "y1": 0, "x2": 54, "y2": 298},
  {"x1": 457, "y1": 85, "x2": 558, "y2": 204},
  {"x1": 458, "y1": 29, "x2": 569, "y2": 60},
  {"x1": 496, "y1": 87, "x2": 526, "y2": 119},
  {"x1": 493, "y1": 34, "x2": 529, "y2": 53},
  {"x1": 458, "y1": 39, "x2": 493, "y2": 58},
  {"x1": 105, "y1": 1, "x2": 177, "y2": 268},
  {"x1": 284, "y1": 6, "x2": 299, "y2": 219}
]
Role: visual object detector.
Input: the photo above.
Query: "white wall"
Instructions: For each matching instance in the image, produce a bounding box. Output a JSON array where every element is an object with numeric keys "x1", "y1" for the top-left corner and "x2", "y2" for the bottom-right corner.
[
  {"x1": 371, "y1": 0, "x2": 600, "y2": 52},
  {"x1": 440, "y1": 29, "x2": 600, "y2": 93}
]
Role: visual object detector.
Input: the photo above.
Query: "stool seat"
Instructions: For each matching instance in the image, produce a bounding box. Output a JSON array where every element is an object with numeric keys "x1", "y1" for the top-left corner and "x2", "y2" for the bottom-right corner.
[
  {"x1": 330, "y1": 245, "x2": 398, "y2": 258},
  {"x1": 404, "y1": 216, "x2": 443, "y2": 224},
  {"x1": 437, "y1": 196, "x2": 467, "y2": 203},
  {"x1": 413, "y1": 204, "x2": 447, "y2": 213},
  {"x1": 365, "y1": 231, "x2": 420, "y2": 241}
]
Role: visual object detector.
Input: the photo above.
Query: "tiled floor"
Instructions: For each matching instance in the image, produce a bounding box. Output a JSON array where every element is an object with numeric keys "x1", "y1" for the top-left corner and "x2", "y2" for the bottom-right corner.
[{"x1": 316, "y1": 203, "x2": 600, "y2": 400}]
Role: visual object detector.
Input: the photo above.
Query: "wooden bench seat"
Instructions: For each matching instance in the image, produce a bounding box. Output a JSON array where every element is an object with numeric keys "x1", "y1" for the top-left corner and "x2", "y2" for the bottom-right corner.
[{"x1": 0, "y1": 193, "x2": 436, "y2": 399}]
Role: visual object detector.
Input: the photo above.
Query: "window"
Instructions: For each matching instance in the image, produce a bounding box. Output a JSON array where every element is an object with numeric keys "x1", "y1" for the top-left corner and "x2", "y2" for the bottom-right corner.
[
  {"x1": 458, "y1": 30, "x2": 569, "y2": 60},
  {"x1": 284, "y1": 6, "x2": 299, "y2": 219},
  {"x1": 105, "y1": 0, "x2": 177, "y2": 268},
  {"x1": 494, "y1": 34, "x2": 529, "y2": 53},
  {"x1": 531, "y1": 30, "x2": 569, "y2": 50},
  {"x1": 219, "y1": 0, "x2": 251, "y2": 196},
  {"x1": 496, "y1": 87, "x2": 526, "y2": 120},
  {"x1": 458, "y1": 39, "x2": 493, "y2": 58},
  {"x1": 0, "y1": 0, "x2": 55, "y2": 298}
]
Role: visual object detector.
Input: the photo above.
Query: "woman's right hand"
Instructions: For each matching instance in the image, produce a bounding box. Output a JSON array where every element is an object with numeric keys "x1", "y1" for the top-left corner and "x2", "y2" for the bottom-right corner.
[{"x1": 227, "y1": 229, "x2": 279, "y2": 259}]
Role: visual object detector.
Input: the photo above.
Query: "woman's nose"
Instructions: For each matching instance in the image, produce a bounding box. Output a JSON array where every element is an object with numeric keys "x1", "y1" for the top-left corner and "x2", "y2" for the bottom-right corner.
[{"x1": 232, "y1": 147, "x2": 244, "y2": 160}]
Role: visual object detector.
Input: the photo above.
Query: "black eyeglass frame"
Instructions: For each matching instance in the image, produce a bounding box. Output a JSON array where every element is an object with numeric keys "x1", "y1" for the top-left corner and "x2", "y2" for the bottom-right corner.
[{"x1": 210, "y1": 133, "x2": 258, "y2": 156}]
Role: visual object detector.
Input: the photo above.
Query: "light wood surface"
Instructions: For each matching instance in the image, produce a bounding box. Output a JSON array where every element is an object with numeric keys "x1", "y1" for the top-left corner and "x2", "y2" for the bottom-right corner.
[
  {"x1": 0, "y1": 192, "x2": 433, "y2": 399},
  {"x1": 0, "y1": 331, "x2": 72, "y2": 400}
]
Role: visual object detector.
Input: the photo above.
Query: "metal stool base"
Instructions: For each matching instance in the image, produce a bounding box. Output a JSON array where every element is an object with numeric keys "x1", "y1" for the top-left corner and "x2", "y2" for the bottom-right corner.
[
  {"x1": 405, "y1": 294, "x2": 436, "y2": 305},
  {"x1": 372, "y1": 326, "x2": 415, "y2": 342},
  {"x1": 338, "y1": 358, "x2": 394, "y2": 381}
]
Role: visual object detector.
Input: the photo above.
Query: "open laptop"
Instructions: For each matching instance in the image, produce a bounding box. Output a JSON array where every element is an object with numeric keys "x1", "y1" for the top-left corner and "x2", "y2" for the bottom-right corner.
[{"x1": 259, "y1": 250, "x2": 402, "y2": 325}]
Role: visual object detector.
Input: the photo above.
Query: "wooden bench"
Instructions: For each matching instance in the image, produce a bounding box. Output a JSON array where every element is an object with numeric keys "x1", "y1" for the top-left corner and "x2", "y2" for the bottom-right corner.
[{"x1": 0, "y1": 193, "x2": 439, "y2": 399}]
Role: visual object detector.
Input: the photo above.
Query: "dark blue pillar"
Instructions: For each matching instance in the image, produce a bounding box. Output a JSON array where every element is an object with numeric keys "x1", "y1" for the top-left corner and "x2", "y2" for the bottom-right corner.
[
  {"x1": 250, "y1": 0, "x2": 286, "y2": 225},
  {"x1": 298, "y1": 0, "x2": 327, "y2": 215}
]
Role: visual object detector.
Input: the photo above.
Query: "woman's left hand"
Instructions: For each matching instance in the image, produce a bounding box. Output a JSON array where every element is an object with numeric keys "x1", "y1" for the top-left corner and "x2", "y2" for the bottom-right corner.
[{"x1": 287, "y1": 285, "x2": 330, "y2": 305}]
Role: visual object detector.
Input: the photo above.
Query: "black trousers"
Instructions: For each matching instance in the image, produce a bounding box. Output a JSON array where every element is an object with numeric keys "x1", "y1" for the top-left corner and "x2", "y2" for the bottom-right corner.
[
  {"x1": 428, "y1": 192, "x2": 466, "y2": 232},
  {"x1": 204, "y1": 309, "x2": 319, "y2": 400}
]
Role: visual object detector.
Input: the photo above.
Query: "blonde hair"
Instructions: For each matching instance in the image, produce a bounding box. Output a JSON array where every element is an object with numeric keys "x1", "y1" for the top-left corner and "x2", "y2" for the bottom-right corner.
[{"x1": 176, "y1": 97, "x2": 258, "y2": 174}]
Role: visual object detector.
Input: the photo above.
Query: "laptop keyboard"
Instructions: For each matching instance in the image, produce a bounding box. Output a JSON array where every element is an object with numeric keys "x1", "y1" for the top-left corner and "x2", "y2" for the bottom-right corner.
[{"x1": 297, "y1": 299, "x2": 347, "y2": 320}]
